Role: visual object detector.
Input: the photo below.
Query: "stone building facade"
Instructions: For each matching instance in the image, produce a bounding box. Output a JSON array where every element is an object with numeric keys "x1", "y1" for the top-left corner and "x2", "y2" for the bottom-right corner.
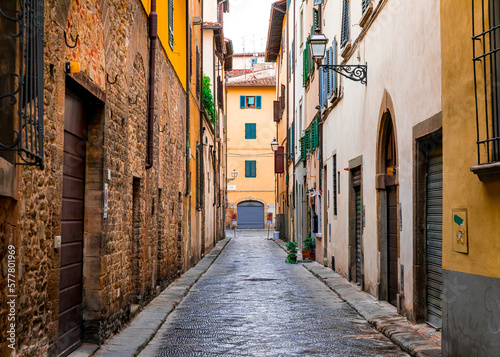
[{"x1": 0, "y1": 0, "x2": 198, "y2": 355}]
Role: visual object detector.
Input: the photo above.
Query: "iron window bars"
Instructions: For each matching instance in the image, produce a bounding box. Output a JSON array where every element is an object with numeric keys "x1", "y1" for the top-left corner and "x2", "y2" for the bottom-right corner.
[
  {"x1": 0, "y1": 0, "x2": 45, "y2": 169},
  {"x1": 473, "y1": 0, "x2": 500, "y2": 164}
]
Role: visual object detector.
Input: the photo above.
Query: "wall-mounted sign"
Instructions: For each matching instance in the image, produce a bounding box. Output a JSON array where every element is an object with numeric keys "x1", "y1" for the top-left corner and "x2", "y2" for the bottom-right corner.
[
  {"x1": 452, "y1": 209, "x2": 468, "y2": 254},
  {"x1": 227, "y1": 185, "x2": 236, "y2": 191}
]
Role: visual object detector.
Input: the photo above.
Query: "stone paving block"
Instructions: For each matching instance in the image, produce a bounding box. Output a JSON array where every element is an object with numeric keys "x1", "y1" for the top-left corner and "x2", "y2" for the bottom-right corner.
[
  {"x1": 90, "y1": 238, "x2": 231, "y2": 357},
  {"x1": 297, "y1": 252, "x2": 442, "y2": 357}
]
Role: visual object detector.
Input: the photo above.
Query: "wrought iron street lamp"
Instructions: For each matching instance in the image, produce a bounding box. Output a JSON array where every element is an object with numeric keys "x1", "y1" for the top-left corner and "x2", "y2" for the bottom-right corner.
[
  {"x1": 309, "y1": 29, "x2": 367, "y2": 85},
  {"x1": 227, "y1": 169, "x2": 238, "y2": 183},
  {"x1": 271, "y1": 138, "x2": 294, "y2": 160}
]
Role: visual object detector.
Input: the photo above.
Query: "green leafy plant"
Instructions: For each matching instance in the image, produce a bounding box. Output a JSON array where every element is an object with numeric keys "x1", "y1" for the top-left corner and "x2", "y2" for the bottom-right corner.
[
  {"x1": 286, "y1": 241, "x2": 298, "y2": 254},
  {"x1": 285, "y1": 241, "x2": 298, "y2": 264},
  {"x1": 304, "y1": 236, "x2": 315, "y2": 252},
  {"x1": 202, "y1": 75, "x2": 219, "y2": 124}
]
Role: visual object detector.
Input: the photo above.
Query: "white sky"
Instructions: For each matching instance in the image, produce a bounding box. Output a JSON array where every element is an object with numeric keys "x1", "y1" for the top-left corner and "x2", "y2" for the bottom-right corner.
[{"x1": 224, "y1": 0, "x2": 277, "y2": 54}]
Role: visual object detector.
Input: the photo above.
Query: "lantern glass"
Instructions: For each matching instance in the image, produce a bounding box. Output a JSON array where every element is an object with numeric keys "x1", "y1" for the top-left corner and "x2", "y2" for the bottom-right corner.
[
  {"x1": 271, "y1": 138, "x2": 279, "y2": 152},
  {"x1": 309, "y1": 31, "x2": 328, "y2": 61}
]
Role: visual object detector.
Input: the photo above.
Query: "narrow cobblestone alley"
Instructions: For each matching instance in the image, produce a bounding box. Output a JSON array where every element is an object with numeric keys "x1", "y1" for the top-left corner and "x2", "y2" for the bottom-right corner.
[{"x1": 139, "y1": 230, "x2": 408, "y2": 357}]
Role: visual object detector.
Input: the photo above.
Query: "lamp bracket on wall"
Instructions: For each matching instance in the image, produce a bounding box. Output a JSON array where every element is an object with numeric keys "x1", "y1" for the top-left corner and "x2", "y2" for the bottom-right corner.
[{"x1": 320, "y1": 63, "x2": 367, "y2": 85}]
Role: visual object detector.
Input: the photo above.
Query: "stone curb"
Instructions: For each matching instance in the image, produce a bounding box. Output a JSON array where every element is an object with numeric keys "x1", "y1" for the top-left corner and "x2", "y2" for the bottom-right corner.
[
  {"x1": 76, "y1": 238, "x2": 232, "y2": 357},
  {"x1": 273, "y1": 239, "x2": 441, "y2": 357}
]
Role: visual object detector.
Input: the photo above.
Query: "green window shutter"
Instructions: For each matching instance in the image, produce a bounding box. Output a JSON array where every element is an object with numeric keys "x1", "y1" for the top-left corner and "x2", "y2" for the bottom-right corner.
[
  {"x1": 240, "y1": 95, "x2": 245, "y2": 108},
  {"x1": 245, "y1": 123, "x2": 256, "y2": 139},
  {"x1": 303, "y1": 48, "x2": 307, "y2": 87},
  {"x1": 315, "y1": 119, "x2": 319, "y2": 149},
  {"x1": 300, "y1": 136, "x2": 306, "y2": 161},
  {"x1": 305, "y1": 129, "x2": 310, "y2": 152},
  {"x1": 256, "y1": 96, "x2": 262, "y2": 109},
  {"x1": 168, "y1": 0, "x2": 174, "y2": 49},
  {"x1": 245, "y1": 160, "x2": 256, "y2": 177},
  {"x1": 313, "y1": 8, "x2": 319, "y2": 29}
]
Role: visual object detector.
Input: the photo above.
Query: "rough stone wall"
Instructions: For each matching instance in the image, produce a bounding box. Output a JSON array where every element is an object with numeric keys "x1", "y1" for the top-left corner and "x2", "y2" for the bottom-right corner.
[{"x1": 0, "y1": 0, "x2": 188, "y2": 355}]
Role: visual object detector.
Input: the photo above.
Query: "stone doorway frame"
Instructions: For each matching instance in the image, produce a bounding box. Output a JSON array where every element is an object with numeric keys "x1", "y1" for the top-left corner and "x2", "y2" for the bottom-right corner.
[
  {"x1": 412, "y1": 113, "x2": 442, "y2": 322},
  {"x1": 63, "y1": 74, "x2": 106, "y2": 345},
  {"x1": 375, "y1": 90, "x2": 400, "y2": 304}
]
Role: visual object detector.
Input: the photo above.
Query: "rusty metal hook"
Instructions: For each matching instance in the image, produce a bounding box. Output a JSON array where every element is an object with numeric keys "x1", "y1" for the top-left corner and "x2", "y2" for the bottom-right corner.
[
  {"x1": 64, "y1": 31, "x2": 78, "y2": 48},
  {"x1": 106, "y1": 73, "x2": 119, "y2": 84}
]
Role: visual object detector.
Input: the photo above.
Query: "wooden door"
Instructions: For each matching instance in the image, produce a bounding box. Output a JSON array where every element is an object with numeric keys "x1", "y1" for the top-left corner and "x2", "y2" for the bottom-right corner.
[{"x1": 58, "y1": 93, "x2": 87, "y2": 356}]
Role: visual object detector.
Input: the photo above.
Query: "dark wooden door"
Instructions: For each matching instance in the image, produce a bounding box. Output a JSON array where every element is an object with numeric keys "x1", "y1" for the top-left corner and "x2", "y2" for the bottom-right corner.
[
  {"x1": 58, "y1": 93, "x2": 87, "y2": 356},
  {"x1": 426, "y1": 149, "x2": 443, "y2": 328},
  {"x1": 387, "y1": 186, "x2": 398, "y2": 306}
]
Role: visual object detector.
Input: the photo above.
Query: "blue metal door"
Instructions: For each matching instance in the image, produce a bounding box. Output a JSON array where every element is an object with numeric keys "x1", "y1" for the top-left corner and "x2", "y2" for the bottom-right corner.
[{"x1": 237, "y1": 201, "x2": 265, "y2": 229}]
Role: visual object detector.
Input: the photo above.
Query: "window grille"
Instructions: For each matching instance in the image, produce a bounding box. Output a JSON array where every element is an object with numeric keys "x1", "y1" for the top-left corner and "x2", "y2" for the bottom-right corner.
[
  {"x1": 473, "y1": 0, "x2": 500, "y2": 164},
  {"x1": 0, "y1": 0, "x2": 45, "y2": 168}
]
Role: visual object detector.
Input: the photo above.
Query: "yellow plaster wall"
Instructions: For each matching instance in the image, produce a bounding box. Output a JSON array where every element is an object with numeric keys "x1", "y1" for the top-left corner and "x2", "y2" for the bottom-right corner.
[
  {"x1": 441, "y1": 0, "x2": 500, "y2": 279},
  {"x1": 141, "y1": 0, "x2": 187, "y2": 90},
  {"x1": 226, "y1": 86, "x2": 276, "y2": 205}
]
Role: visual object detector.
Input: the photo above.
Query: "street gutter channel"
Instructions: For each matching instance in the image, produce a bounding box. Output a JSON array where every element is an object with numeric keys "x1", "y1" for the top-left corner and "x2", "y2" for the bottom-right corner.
[
  {"x1": 272, "y1": 239, "x2": 442, "y2": 357},
  {"x1": 69, "y1": 238, "x2": 231, "y2": 357}
]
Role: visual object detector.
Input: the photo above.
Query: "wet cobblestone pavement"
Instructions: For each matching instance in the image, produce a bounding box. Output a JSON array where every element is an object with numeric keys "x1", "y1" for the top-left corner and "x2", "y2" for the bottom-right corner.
[{"x1": 139, "y1": 230, "x2": 408, "y2": 357}]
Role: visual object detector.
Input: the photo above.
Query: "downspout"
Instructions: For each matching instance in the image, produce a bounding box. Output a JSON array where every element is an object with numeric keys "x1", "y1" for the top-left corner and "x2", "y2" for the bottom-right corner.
[
  {"x1": 199, "y1": 2, "x2": 204, "y2": 210},
  {"x1": 185, "y1": 0, "x2": 191, "y2": 196},
  {"x1": 292, "y1": 0, "x2": 296, "y2": 242},
  {"x1": 146, "y1": 0, "x2": 158, "y2": 169},
  {"x1": 286, "y1": 4, "x2": 290, "y2": 241}
]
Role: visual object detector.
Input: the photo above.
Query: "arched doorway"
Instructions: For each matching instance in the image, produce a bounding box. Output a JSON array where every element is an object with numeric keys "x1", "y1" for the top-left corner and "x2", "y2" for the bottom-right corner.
[
  {"x1": 237, "y1": 201, "x2": 265, "y2": 229},
  {"x1": 377, "y1": 109, "x2": 399, "y2": 307}
]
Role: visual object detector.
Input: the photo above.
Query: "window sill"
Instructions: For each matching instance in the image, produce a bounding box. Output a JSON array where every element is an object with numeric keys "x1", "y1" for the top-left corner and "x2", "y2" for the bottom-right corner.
[
  {"x1": 341, "y1": 40, "x2": 352, "y2": 59},
  {"x1": 470, "y1": 162, "x2": 500, "y2": 182},
  {"x1": 360, "y1": 3, "x2": 374, "y2": 28},
  {"x1": 0, "y1": 157, "x2": 17, "y2": 199}
]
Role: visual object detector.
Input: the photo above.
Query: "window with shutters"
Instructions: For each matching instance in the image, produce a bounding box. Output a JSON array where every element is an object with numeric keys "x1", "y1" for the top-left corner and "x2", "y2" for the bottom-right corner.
[
  {"x1": 0, "y1": 0, "x2": 45, "y2": 169},
  {"x1": 313, "y1": 8, "x2": 319, "y2": 29},
  {"x1": 169, "y1": 0, "x2": 174, "y2": 49},
  {"x1": 245, "y1": 160, "x2": 257, "y2": 177},
  {"x1": 327, "y1": 39, "x2": 338, "y2": 98},
  {"x1": 472, "y1": 0, "x2": 500, "y2": 167},
  {"x1": 196, "y1": 47, "x2": 200, "y2": 98},
  {"x1": 240, "y1": 96, "x2": 261, "y2": 109},
  {"x1": 341, "y1": 0, "x2": 350, "y2": 48},
  {"x1": 362, "y1": 0, "x2": 371, "y2": 14},
  {"x1": 245, "y1": 123, "x2": 257, "y2": 139},
  {"x1": 217, "y1": 75, "x2": 223, "y2": 109}
]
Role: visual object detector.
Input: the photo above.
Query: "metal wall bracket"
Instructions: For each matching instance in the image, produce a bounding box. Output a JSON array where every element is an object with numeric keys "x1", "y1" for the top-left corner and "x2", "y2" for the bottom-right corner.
[{"x1": 320, "y1": 63, "x2": 368, "y2": 85}]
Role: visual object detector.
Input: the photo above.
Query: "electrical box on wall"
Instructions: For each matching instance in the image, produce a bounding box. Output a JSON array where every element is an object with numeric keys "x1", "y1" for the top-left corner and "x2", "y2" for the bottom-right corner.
[{"x1": 452, "y1": 209, "x2": 468, "y2": 254}]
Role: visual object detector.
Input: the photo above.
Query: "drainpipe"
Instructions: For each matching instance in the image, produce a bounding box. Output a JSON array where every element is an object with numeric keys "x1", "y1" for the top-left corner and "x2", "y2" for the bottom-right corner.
[
  {"x1": 185, "y1": 0, "x2": 191, "y2": 196},
  {"x1": 146, "y1": 0, "x2": 157, "y2": 169},
  {"x1": 199, "y1": 2, "x2": 204, "y2": 210}
]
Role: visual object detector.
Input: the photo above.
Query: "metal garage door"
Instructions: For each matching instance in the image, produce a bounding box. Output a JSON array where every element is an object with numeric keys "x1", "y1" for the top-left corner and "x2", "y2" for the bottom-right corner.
[
  {"x1": 426, "y1": 148, "x2": 443, "y2": 328},
  {"x1": 387, "y1": 185, "x2": 398, "y2": 306},
  {"x1": 237, "y1": 201, "x2": 265, "y2": 229},
  {"x1": 58, "y1": 92, "x2": 86, "y2": 356}
]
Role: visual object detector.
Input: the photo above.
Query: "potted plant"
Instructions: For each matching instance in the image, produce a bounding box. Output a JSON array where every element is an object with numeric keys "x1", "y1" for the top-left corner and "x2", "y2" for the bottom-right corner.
[
  {"x1": 303, "y1": 236, "x2": 316, "y2": 261},
  {"x1": 285, "y1": 241, "x2": 298, "y2": 264}
]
